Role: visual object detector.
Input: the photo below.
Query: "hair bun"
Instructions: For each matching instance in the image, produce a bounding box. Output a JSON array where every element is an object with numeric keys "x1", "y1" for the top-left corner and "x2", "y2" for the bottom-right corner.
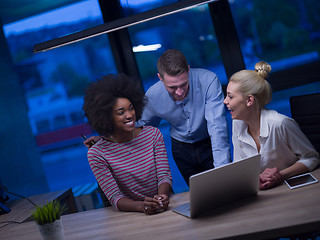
[{"x1": 255, "y1": 61, "x2": 271, "y2": 79}]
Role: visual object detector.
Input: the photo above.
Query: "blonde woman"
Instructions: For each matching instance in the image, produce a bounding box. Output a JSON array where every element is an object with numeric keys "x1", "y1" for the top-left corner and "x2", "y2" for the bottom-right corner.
[{"x1": 223, "y1": 61, "x2": 319, "y2": 190}]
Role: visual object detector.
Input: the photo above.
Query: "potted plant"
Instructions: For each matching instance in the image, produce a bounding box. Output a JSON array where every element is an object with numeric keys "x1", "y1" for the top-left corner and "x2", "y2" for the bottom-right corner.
[{"x1": 31, "y1": 200, "x2": 67, "y2": 240}]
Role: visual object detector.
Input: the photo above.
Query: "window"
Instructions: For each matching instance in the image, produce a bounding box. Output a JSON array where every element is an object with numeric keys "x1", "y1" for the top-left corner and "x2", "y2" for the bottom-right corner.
[
  {"x1": 128, "y1": 4, "x2": 227, "y2": 86},
  {"x1": 120, "y1": 0, "x2": 178, "y2": 15},
  {"x1": 229, "y1": 0, "x2": 320, "y2": 116},
  {"x1": 4, "y1": 0, "x2": 319, "y2": 198},
  {"x1": 36, "y1": 119, "x2": 50, "y2": 134},
  {"x1": 3, "y1": 0, "x2": 117, "y2": 192},
  {"x1": 229, "y1": 0, "x2": 320, "y2": 72},
  {"x1": 125, "y1": 3, "x2": 225, "y2": 193}
]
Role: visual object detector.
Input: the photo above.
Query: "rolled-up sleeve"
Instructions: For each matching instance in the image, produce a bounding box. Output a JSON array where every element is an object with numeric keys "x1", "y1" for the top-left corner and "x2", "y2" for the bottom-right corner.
[{"x1": 282, "y1": 118, "x2": 320, "y2": 170}]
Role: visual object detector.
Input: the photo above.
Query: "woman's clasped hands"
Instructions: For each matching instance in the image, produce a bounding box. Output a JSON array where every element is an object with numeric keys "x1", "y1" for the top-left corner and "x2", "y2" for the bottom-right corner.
[
  {"x1": 143, "y1": 194, "x2": 170, "y2": 215},
  {"x1": 259, "y1": 167, "x2": 283, "y2": 190}
]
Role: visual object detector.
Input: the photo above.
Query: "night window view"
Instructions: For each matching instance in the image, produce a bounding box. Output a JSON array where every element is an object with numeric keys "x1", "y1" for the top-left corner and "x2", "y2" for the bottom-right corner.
[
  {"x1": 0, "y1": 0, "x2": 319, "y2": 238},
  {"x1": 2, "y1": 0, "x2": 320, "y2": 193}
]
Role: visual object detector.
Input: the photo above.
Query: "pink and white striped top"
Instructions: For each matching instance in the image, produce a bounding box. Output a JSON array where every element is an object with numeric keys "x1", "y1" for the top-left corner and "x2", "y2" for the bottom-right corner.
[{"x1": 88, "y1": 126, "x2": 172, "y2": 210}]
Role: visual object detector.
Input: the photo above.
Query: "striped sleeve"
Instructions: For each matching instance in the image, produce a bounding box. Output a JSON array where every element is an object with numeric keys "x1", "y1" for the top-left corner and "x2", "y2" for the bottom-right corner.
[
  {"x1": 87, "y1": 126, "x2": 172, "y2": 211},
  {"x1": 87, "y1": 146, "x2": 125, "y2": 209}
]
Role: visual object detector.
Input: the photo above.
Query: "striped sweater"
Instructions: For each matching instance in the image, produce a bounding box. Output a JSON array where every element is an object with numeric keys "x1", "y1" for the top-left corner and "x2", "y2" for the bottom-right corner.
[{"x1": 88, "y1": 126, "x2": 172, "y2": 210}]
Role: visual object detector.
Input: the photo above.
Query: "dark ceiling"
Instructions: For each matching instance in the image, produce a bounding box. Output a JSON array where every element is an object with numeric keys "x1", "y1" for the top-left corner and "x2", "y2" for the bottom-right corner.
[{"x1": 0, "y1": 0, "x2": 81, "y2": 25}]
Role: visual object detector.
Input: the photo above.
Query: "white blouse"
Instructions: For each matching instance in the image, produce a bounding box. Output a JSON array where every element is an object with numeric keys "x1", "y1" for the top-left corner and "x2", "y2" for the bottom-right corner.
[{"x1": 232, "y1": 109, "x2": 319, "y2": 172}]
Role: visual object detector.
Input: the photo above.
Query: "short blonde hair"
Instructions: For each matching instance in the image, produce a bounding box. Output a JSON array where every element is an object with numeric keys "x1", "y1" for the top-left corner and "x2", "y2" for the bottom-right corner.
[{"x1": 229, "y1": 61, "x2": 272, "y2": 109}]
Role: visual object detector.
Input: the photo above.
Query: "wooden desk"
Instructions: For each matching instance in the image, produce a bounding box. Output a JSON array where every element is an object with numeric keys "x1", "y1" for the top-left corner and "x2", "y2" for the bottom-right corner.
[
  {"x1": 1, "y1": 169, "x2": 320, "y2": 240},
  {"x1": 0, "y1": 188, "x2": 76, "y2": 224}
]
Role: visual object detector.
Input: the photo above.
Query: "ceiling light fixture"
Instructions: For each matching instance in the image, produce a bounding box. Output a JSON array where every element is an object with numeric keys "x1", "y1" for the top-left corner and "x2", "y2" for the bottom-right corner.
[
  {"x1": 33, "y1": 0, "x2": 216, "y2": 53},
  {"x1": 132, "y1": 44, "x2": 162, "y2": 52}
]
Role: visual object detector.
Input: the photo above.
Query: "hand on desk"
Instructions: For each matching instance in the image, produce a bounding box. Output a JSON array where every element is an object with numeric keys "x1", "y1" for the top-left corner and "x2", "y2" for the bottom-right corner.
[
  {"x1": 143, "y1": 194, "x2": 170, "y2": 215},
  {"x1": 259, "y1": 168, "x2": 283, "y2": 190}
]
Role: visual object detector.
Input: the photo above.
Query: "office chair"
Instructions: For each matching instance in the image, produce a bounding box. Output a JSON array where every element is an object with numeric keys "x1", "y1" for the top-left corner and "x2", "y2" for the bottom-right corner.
[{"x1": 289, "y1": 92, "x2": 320, "y2": 153}]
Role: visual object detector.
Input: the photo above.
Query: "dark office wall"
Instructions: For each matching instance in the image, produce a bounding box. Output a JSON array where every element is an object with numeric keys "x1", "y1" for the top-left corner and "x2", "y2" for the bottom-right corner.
[{"x1": 0, "y1": 24, "x2": 49, "y2": 198}]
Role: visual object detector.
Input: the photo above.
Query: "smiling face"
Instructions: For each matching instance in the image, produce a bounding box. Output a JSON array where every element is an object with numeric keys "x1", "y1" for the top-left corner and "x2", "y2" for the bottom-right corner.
[
  {"x1": 223, "y1": 81, "x2": 249, "y2": 120},
  {"x1": 112, "y1": 98, "x2": 136, "y2": 134},
  {"x1": 159, "y1": 71, "x2": 189, "y2": 101}
]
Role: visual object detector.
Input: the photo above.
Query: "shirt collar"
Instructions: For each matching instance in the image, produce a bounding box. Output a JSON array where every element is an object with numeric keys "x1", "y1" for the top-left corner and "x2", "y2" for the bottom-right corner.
[
  {"x1": 259, "y1": 109, "x2": 269, "y2": 138},
  {"x1": 234, "y1": 120, "x2": 247, "y2": 140},
  {"x1": 236, "y1": 109, "x2": 269, "y2": 140}
]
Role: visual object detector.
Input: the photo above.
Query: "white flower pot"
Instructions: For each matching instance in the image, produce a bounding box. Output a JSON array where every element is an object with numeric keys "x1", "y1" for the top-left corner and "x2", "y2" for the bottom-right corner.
[{"x1": 38, "y1": 219, "x2": 65, "y2": 240}]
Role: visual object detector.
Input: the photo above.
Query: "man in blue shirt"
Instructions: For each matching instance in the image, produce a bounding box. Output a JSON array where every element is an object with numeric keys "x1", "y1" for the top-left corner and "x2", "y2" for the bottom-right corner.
[
  {"x1": 137, "y1": 49, "x2": 231, "y2": 185},
  {"x1": 84, "y1": 49, "x2": 231, "y2": 186}
]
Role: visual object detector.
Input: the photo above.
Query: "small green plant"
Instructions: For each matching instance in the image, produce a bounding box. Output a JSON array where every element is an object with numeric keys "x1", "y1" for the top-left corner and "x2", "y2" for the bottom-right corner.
[{"x1": 31, "y1": 200, "x2": 67, "y2": 225}]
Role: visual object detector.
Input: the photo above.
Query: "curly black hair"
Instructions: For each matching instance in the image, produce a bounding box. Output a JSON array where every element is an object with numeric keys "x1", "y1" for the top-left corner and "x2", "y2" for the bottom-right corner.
[{"x1": 83, "y1": 74, "x2": 145, "y2": 136}]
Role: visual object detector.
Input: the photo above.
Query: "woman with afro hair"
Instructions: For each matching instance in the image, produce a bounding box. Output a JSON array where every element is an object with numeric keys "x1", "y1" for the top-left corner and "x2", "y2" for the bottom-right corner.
[{"x1": 83, "y1": 74, "x2": 172, "y2": 214}]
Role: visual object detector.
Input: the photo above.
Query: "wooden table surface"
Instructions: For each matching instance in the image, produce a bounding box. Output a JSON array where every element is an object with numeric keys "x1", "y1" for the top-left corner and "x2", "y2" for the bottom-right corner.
[{"x1": 1, "y1": 169, "x2": 320, "y2": 240}]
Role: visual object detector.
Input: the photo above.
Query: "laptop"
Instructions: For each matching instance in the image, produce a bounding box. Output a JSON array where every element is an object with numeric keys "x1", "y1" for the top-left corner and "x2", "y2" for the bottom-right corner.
[{"x1": 172, "y1": 154, "x2": 261, "y2": 218}]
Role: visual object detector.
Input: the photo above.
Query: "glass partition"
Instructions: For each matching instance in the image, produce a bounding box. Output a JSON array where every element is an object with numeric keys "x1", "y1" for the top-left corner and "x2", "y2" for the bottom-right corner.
[
  {"x1": 3, "y1": 0, "x2": 319, "y2": 198},
  {"x1": 229, "y1": 0, "x2": 320, "y2": 116},
  {"x1": 126, "y1": 3, "x2": 225, "y2": 192},
  {"x1": 3, "y1": 0, "x2": 116, "y2": 192},
  {"x1": 229, "y1": 0, "x2": 320, "y2": 72},
  {"x1": 120, "y1": 0, "x2": 178, "y2": 15}
]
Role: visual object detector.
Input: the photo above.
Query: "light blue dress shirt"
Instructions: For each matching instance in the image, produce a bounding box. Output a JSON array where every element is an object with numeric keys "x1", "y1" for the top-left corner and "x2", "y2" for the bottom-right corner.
[{"x1": 137, "y1": 68, "x2": 231, "y2": 168}]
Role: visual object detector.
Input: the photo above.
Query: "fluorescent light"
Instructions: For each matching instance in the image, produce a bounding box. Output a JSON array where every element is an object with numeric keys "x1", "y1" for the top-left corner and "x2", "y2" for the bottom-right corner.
[
  {"x1": 33, "y1": 0, "x2": 216, "y2": 53},
  {"x1": 133, "y1": 44, "x2": 162, "y2": 52}
]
